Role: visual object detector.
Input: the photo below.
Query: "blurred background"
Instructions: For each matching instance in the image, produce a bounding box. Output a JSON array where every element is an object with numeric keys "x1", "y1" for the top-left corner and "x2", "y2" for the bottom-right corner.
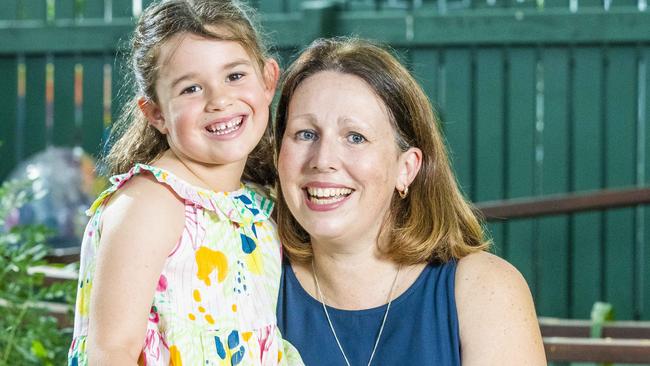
[{"x1": 1, "y1": 0, "x2": 649, "y2": 364}]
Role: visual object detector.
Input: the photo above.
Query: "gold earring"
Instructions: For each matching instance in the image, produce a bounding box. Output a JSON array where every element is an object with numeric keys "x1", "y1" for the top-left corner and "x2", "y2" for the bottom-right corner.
[{"x1": 398, "y1": 186, "x2": 409, "y2": 199}]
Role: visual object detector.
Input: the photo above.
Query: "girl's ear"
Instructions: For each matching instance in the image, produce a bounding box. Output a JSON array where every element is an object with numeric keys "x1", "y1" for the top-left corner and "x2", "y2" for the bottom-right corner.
[
  {"x1": 262, "y1": 58, "x2": 280, "y2": 100},
  {"x1": 138, "y1": 97, "x2": 167, "y2": 134},
  {"x1": 396, "y1": 147, "x2": 423, "y2": 192}
]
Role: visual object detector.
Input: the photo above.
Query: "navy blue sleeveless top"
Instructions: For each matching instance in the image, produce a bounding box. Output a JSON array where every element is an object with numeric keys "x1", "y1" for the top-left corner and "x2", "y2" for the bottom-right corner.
[{"x1": 277, "y1": 260, "x2": 461, "y2": 365}]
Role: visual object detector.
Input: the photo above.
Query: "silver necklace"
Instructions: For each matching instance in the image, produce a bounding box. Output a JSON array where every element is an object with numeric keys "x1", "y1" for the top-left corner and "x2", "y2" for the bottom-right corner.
[{"x1": 311, "y1": 260, "x2": 401, "y2": 366}]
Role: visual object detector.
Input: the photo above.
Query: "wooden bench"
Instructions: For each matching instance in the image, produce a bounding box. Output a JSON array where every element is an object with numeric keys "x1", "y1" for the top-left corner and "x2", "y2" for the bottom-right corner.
[{"x1": 540, "y1": 317, "x2": 650, "y2": 363}]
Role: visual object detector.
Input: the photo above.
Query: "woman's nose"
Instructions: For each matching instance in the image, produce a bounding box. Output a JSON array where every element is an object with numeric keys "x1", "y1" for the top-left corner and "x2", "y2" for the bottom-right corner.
[{"x1": 309, "y1": 139, "x2": 339, "y2": 172}]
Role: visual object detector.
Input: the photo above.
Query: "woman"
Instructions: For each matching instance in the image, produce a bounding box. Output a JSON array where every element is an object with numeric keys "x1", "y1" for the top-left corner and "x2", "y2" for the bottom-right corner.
[{"x1": 274, "y1": 38, "x2": 546, "y2": 365}]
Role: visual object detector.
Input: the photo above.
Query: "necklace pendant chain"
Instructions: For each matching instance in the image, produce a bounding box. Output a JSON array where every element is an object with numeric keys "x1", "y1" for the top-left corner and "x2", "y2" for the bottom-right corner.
[{"x1": 311, "y1": 260, "x2": 401, "y2": 366}]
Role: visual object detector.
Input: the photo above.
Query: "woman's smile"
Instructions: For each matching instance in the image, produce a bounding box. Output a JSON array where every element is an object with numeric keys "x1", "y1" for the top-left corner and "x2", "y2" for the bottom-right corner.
[{"x1": 302, "y1": 183, "x2": 355, "y2": 211}]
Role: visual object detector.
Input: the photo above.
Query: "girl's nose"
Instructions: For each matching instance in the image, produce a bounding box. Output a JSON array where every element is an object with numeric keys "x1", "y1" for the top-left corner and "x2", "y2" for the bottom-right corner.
[{"x1": 205, "y1": 88, "x2": 233, "y2": 111}]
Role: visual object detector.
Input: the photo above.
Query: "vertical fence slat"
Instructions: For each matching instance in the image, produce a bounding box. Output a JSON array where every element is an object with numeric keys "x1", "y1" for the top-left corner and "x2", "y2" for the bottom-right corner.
[
  {"x1": 287, "y1": 0, "x2": 304, "y2": 12},
  {"x1": 411, "y1": 48, "x2": 440, "y2": 112},
  {"x1": 110, "y1": 54, "x2": 129, "y2": 137},
  {"x1": 55, "y1": 0, "x2": 75, "y2": 20},
  {"x1": 505, "y1": 47, "x2": 536, "y2": 293},
  {"x1": 20, "y1": 0, "x2": 47, "y2": 20},
  {"x1": 142, "y1": 0, "x2": 157, "y2": 11},
  {"x1": 112, "y1": 0, "x2": 132, "y2": 18},
  {"x1": 604, "y1": 46, "x2": 637, "y2": 319},
  {"x1": 537, "y1": 47, "x2": 570, "y2": 318},
  {"x1": 645, "y1": 47, "x2": 650, "y2": 321},
  {"x1": 579, "y1": 0, "x2": 602, "y2": 8},
  {"x1": 475, "y1": 47, "x2": 505, "y2": 255},
  {"x1": 53, "y1": 55, "x2": 76, "y2": 147},
  {"x1": 571, "y1": 47, "x2": 604, "y2": 318},
  {"x1": 610, "y1": 0, "x2": 638, "y2": 8},
  {"x1": 441, "y1": 48, "x2": 473, "y2": 198},
  {"x1": 0, "y1": 0, "x2": 18, "y2": 19},
  {"x1": 24, "y1": 56, "x2": 47, "y2": 158},
  {"x1": 81, "y1": 55, "x2": 106, "y2": 155},
  {"x1": 258, "y1": 1, "x2": 284, "y2": 13},
  {"x1": 0, "y1": 57, "x2": 18, "y2": 181},
  {"x1": 81, "y1": 0, "x2": 105, "y2": 19},
  {"x1": 542, "y1": 0, "x2": 568, "y2": 8}
]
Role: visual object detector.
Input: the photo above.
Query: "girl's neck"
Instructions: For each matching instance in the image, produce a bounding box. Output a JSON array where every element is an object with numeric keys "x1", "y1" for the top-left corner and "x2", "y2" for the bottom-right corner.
[{"x1": 154, "y1": 150, "x2": 246, "y2": 192}]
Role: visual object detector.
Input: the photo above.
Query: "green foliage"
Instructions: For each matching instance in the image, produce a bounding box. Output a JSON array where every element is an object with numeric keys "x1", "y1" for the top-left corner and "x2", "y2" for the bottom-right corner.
[{"x1": 0, "y1": 179, "x2": 76, "y2": 366}]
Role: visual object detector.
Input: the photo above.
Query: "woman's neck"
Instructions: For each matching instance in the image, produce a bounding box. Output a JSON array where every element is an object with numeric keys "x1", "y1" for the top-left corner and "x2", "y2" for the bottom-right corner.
[
  {"x1": 154, "y1": 150, "x2": 245, "y2": 192},
  {"x1": 293, "y1": 239, "x2": 426, "y2": 310}
]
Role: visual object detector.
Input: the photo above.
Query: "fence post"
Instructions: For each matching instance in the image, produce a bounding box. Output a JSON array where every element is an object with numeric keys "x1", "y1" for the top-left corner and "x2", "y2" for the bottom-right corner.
[{"x1": 300, "y1": 1, "x2": 340, "y2": 44}]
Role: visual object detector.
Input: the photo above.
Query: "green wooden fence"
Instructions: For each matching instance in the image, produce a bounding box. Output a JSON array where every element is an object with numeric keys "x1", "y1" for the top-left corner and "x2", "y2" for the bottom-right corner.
[{"x1": 2, "y1": 0, "x2": 650, "y2": 329}]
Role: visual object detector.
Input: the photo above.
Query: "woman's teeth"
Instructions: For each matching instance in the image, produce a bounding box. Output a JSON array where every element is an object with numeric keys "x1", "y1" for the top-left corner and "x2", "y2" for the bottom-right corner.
[
  {"x1": 306, "y1": 187, "x2": 352, "y2": 204},
  {"x1": 206, "y1": 116, "x2": 243, "y2": 135}
]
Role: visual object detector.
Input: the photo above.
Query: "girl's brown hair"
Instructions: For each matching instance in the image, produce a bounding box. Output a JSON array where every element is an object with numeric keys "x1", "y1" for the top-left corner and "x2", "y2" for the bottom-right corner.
[
  {"x1": 274, "y1": 37, "x2": 490, "y2": 265},
  {"x1": 102, "y1": 0, "x2": 275, "y2": 186}
]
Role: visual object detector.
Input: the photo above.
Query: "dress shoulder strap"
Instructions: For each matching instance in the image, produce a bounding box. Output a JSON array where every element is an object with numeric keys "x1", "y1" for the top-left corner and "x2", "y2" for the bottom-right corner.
[{"x1": 86, "y1": 164, "x2": 274, "y2": 224}]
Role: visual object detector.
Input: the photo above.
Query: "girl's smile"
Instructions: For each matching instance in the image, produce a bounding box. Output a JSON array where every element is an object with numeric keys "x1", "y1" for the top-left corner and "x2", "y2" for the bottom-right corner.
[{"x1": 203, "y1": 114, "x2": 246, "y2": 139}]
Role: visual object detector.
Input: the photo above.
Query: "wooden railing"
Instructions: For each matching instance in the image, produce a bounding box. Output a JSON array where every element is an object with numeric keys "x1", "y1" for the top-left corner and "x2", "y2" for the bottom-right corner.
[
  {"x1": 476, "y1": 186, "x2": 650, "y2": 221},
  {"x1": 540, "y1": 317, "x2": 650, "y2": 363}
]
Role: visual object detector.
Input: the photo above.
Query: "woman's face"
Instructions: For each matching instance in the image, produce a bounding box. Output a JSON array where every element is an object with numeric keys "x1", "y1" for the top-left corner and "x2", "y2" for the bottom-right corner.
[{"x1": 278, "y1": 71, "x2": 407, "y2": 245}]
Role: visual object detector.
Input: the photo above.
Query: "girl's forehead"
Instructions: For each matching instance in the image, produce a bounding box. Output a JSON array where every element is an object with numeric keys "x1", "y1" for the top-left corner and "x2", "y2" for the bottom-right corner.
[{"x1": 158, "y1": 33, "x2": 251, "y2": 66}]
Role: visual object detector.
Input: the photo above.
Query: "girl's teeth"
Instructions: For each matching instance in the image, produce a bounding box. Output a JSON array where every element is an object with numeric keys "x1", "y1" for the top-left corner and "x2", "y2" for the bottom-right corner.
[{"x1": 206, "y1": 117, "x2": 243, "y2": 135}]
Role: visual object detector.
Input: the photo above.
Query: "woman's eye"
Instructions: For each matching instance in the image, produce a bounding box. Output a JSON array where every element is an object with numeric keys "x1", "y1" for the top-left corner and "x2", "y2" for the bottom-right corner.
[
  {"x1": 180, "y1": 85, "x2": 201, "y2": 95},
  {"x1": 227, "y1": 73, "x2": 245, "y2": 82},
  {"x1": 347, "y1": 133, "x2": 366, "y2": 144},
  {"x1": 296, "y1": 130, "x2": 317, "y2": 141}
]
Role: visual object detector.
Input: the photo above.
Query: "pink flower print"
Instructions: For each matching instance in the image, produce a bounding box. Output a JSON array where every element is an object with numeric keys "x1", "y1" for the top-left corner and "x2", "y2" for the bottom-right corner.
[
  {"x1": 258, "y1": 325, "x2": 273, "y2": 362},
  {"x1": 149, "y1": 305, "x2": 160, "y2": 324},
  {"x1": 156, "y1": 274, "x2": 168, "y2": 292},
  {"x1": 141, "y1": 327, "x2": 169, "y2": 365}
]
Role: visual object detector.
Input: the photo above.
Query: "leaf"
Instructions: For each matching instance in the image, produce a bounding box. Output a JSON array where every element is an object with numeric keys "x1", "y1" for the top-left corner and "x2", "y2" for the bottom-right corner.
[{"x1": 31, "y1": 340, "x2": 47, "y2": 358}]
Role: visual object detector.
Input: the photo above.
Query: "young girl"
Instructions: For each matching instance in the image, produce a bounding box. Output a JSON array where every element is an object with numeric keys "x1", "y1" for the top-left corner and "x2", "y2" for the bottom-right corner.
[{"x1": 68, "y1": 1, "x2": 303, "y2": 365}]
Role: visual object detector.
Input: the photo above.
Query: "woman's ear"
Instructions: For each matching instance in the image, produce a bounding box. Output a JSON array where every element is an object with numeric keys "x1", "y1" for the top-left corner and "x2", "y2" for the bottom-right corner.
[
  {"x1": 396, "y1": 147, "x2": 423, "y2": 191},
  {"x1": 263, "y1": 58, "x2": 280, "y2": 100},
  {"x1": 138, "y1": 97, "x2": 167, "y2": 134}
]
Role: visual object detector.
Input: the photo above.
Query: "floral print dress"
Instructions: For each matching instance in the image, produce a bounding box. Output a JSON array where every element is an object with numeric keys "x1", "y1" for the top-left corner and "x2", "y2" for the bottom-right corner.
[{"x1": 68, "y1": 164, "x2": 303, "y2": 366}]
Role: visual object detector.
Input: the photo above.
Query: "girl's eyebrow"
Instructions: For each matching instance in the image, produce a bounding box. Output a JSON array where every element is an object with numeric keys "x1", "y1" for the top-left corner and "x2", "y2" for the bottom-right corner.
[
  {"x1": 170, "y1": 72, "x2": 199, "y2": 89},
  {"x1": 223, "y1": 59, "x2": 253, "y2": 69},
  {"x1": 169, "y1": 59, "x2": 253, "y2": 88}
]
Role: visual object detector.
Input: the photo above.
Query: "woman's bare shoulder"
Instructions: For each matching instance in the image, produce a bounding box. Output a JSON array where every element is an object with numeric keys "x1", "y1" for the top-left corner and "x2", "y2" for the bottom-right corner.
[{"x1": 455, "y1": 251, "x2": 547, "y2": 365}]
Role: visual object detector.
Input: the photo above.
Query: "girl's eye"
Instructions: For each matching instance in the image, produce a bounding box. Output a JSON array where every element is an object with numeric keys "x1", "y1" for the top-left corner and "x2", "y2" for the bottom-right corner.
[
  {"x1": 296, "y1": 130, "x2": 317, "y2": 141},
  {"x1": 227, "y1": 73, "x2": 245, "y2": 82},
  {"x1": 347, "y1": 132, "x2": 366, "y2": 144},
  {"x1": 180, "y1": 85, "x2": 201, "y2": 95}
]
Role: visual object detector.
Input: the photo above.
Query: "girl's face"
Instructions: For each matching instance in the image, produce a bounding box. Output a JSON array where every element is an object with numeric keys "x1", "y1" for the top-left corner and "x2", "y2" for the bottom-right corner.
[
  {"x1": 143, "y1": 33, "x2": 277, "y2": 170},
  {"x1": 278, "y1": 71, "x2": 416, "y2": 246}
]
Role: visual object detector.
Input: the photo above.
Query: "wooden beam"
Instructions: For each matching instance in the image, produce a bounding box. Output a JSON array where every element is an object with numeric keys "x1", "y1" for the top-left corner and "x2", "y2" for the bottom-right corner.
[
  {"x1": 476, "y1": 187, "x2": 650, "y2": 221},
  {"x1": 544, "y1": 337, "x2": 650, "y2": 363},
  {"x1": 540, "y1": 317, "x2": 650, "y2": 339}
]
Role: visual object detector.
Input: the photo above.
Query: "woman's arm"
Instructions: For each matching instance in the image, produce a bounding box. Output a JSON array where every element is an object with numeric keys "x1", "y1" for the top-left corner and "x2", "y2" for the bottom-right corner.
[
  {"x1": 87, "y1": 176, "x2": 185, "y2": 365},
  {"x1": 455, "y1": 251, "x2": 547, "y2": 365}
]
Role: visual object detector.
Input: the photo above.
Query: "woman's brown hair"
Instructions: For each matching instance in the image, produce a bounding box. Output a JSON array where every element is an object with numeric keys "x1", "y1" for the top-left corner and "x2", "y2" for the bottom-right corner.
[
  {"x1": 274, "y1": 37, "x2": 490, "y2": 265},
  {"x1": 102, "y1": 0, "x2": 275, "y2": 186}
]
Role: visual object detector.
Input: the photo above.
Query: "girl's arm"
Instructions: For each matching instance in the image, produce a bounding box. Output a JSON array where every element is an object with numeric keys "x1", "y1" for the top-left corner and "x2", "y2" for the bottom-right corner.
[
  {"x1": 87, "y1": 176, "x2": 185, "y2": 365},
  {"x1": 455, "y1": 251, "x2": 547, "y2": 365}
]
